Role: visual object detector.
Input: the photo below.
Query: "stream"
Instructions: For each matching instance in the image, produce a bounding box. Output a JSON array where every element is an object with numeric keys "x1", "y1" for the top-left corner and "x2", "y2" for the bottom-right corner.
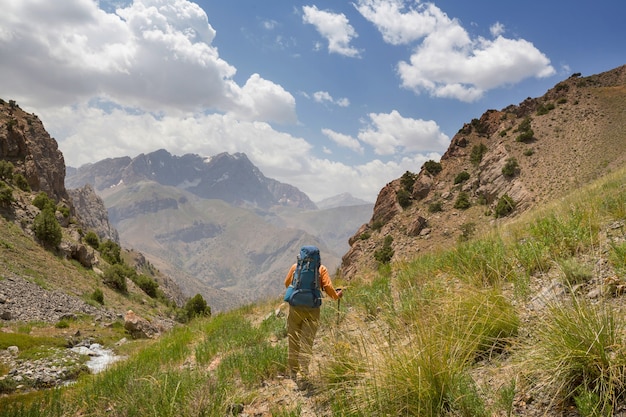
[{"x1": 71, "y1": 343, "x2": 125, "y2": 373}]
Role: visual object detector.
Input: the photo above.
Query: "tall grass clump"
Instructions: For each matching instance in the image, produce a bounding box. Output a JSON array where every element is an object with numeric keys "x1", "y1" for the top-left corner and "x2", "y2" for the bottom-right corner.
[
  {"x1": 608, "y1": 241, "x2": 626, "y2": 273},
  {"x1": 445, "y1": 237, "x2": 516, "y2": 287},
  {"x1": 522, "y1": 297, "x2": 626, "y2": 415},
  {"x1": 599, "y1": 176, "x2": 626, "y2": 220},
  {"x1": 195, "y1": 312, "x2": 264, "y2": 364},
  {"x1": 347, "y1": 270, "x2": 392, "y2": 320},
  {"x1": 342, "y1": 285, "x2": 518, "y2": 417},
  {"x1": 557, "y1": 257, "x2": 594, "y2": 287},
  {"x1": 527, "y1": 205, "x2": 599, "y2": 259},
  {"x1": 394, "y1": 253, "x2": 447, "y2": 323},
  {"x1": 196, "y1": 310, "x2": 287, "y2": 388}
]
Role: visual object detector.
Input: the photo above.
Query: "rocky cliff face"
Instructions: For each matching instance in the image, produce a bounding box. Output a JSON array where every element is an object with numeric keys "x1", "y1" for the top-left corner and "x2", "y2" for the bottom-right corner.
[
  {"x1": 67, "y1": 150, "x2": 317, "y2": 211},
  {"x1": 0, "y1": 99, "x2": 68, "y2": 203},
  {"x1": 341, "y1": 65, "x2": 626, "y2": 281},
  {"x1": 68, "y1": 184, "x2": 120, "y2": 243}
]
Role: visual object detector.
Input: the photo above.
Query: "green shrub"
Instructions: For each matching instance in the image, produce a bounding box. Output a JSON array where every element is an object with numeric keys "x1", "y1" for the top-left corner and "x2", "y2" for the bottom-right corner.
[
  {"x1": 470, "y1": 143, "x2": 488, "y2": 166},
  {"x1": 536, "y1": 102, "x2": 555, "y2": 115},
  {"x1": 423, "y1": 160, "x2": 442, "y2": 176},
  {"x1": 0, "y1": 181, "x2": 13, "y2": 205},
  {"x1": 185, "y1": 294, "x2": 211, "y2": 319},
  {"x1": 397, "y1": 188, "x2": 411, "y2": 208},
  {"x1": 135, "y1": 274, "x2": 159, "y2": 298},
  {"x1": 102, "y1": 264, "x2": 129, "y2": 293},
  {"x1": 428, "y1": 200, "x2": 443, "y2": 213},
  {"x1": 371, "y1": 220, "x2": 384, "y2": 231},
  {"x1": 374, "y1": 235, "x2": 394, "y2": 265},
  {"x1": 99, "y1": 239, "x2": 122, "y2": 265},
  {"x1": 516, "y1": 130, "x2": 535, "y2": 142},
  {"x1": 13, "y1": 173, "x2": 30, "y2": 191},
  {"x1": 454, "y1": 191, "x2": 471, "y2": 210},
  {"x1": 91, "y1": 288, "x2": 104, "y2": 304},
  {"x1": 400, "y1": 170, "x2": 417, "y2": 191},
  {"x1": 0, "y1": 160, "x2": 14, "y2": 181},
  {"x1": 454, "y1": 171, "x2": 470, "y2": 184},
  {"x1": 32, "y1": 191, "x2": 55, "y2": 211},
  {"x1": 495, "y1": 194, "x2": 516, "y2": 218},
  {"x1": 502, "y1": 158, "x2": 519, "y2": 178},
  {"x1": 84, "y1": 231, "x2": 100, "y2": 249},
  {"x1": 57, "y1": 205, "x2": 70, "y2": 218},
  {"x1": 470, "y1": 118, "x2": 489, "y2": 135},
  {"x1": 515, "y1": 117, "x2": 534, "y2": 142},
  {"x1": 33, "y1": 207, "x2": 62, "y2": 248}
]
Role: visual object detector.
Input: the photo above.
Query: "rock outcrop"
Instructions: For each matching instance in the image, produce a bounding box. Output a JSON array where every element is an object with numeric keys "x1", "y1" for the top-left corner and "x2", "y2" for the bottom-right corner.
[
  {"x1": 0, "y1": 99, "x2": 69, "y2": 204},
  {"x1": 68, "y1": 184, "x2": 120, "y2": 243}
]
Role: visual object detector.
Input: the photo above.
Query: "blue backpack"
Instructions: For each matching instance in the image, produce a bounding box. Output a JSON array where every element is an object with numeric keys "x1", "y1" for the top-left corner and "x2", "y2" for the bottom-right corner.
[{"x1": 284, "y1": 246, "x2": 322, "y2": 308}]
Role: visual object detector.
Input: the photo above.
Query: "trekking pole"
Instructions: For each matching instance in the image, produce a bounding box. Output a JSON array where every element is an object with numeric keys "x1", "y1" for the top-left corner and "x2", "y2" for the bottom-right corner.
[{"x1": 336, "y1": 288, "x2": 342, "y2": 326}]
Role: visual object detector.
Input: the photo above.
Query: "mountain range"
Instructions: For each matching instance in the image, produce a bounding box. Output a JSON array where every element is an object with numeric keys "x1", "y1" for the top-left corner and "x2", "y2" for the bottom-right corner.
[{"x1": 66, "y1": 150, "x2": 373, "y2": 311}]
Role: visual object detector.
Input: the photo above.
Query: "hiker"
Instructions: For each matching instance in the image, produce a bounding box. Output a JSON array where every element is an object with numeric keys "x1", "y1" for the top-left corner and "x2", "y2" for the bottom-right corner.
[{"x1": 283, "y1": 246, "x2": 343, "y2": 380}]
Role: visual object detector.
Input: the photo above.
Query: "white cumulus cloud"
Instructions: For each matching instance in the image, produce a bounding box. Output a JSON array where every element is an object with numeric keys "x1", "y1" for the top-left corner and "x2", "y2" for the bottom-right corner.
[
  {"x1": 302, "y1": 5, "x2": 361, "y2": 58},
  {"x1": 322, "y1": 128, "x2": 364, "y2": 154},
  {"x1": 357, "y1": 110, "x2": 449, "y2": 155},
  {"x1": 0, "y1": 0, "x2": 295, "y2": 120},
  {"x1": 313, "y1": 91, "x2": 350, "y2": 107},
  {"x1": 356, "y1": 0, "x2": 555, "y2": 101}
]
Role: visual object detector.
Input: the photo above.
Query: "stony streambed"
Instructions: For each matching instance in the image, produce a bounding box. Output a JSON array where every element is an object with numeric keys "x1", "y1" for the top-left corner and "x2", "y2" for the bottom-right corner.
[{"x1": 0, "y1": 338, "x2": 126, "y2": 393}]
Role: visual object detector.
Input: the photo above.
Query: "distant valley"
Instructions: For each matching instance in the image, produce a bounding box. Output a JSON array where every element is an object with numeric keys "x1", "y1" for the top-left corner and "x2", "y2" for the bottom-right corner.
[{"x1": 66, "y1": 150, "x2": 373, "y2": 311}]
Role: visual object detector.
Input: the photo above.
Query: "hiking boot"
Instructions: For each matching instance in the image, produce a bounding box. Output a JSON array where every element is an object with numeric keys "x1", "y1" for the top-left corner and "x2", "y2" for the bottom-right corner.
[{"x1": 295, "y1": 372, "x2": 312, "y2": 390}]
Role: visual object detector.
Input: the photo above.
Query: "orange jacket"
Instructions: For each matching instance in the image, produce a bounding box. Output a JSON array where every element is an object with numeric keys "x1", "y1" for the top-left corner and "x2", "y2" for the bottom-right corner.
[{"x1": 284, "y1": 264, "x2": 341, "y2": 300}]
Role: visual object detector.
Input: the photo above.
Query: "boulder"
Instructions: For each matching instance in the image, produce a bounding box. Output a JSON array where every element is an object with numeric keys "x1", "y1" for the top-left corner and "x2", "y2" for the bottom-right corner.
[{"x1": 124, "y1": 310, "x2": 159, "y2": 339}]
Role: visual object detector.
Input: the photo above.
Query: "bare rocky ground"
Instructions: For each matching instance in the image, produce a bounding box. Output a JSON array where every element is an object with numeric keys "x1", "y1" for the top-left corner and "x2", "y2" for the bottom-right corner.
[{"x1": 0, "y1": 273, "x2": 122, "y2": 391}]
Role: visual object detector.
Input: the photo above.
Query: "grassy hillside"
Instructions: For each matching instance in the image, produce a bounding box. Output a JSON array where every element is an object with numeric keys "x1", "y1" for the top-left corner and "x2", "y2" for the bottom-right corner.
[{"x1": 3, "y1": 165, "x2": 624, "y2": 416}]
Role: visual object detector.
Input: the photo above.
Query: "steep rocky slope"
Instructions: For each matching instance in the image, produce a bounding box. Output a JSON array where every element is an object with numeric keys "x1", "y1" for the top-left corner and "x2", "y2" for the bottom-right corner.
[
  {"x1": 342, "y1": 65, "x2": 626, "y2": 281},
  {"x1": 0, "y1": 99, "x2": 68, "y2": 203},
  {"x1": 0, "y1": 98, "x2": 186, "y2": 320}
]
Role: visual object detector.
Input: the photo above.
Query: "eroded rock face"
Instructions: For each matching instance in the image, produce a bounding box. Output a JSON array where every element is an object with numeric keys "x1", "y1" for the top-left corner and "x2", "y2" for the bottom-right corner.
[
  {"x1": 68, "y1": 184, "x2": 120, "y2": 243},
  {"x1": 0, "y1": 100, "x2": 68, "y2": 204},
  {"x1": 371, "y1": 181, "x2": 401, "y2": 226}
]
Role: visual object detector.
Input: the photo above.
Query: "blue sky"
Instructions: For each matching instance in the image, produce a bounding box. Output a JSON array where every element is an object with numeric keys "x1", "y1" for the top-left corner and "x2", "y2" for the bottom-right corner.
[{"x1": 1, "y1": 0, "x2": 624, "y2": 202}]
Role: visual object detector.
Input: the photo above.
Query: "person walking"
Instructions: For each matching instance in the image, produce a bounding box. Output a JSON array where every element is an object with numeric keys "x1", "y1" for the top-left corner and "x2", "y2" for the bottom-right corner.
[{"x1": 283, "y1": 246, "x2": 343, "y2": 382}]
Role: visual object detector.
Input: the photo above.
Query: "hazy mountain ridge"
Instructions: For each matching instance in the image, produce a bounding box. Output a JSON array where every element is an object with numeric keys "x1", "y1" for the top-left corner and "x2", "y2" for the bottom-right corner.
[
  {"x1": 316, "y1": 192, "x2": 372, "y2": 209},
  {"x1": 66, "y1": 149, "x2": 316, "y2": 210}
]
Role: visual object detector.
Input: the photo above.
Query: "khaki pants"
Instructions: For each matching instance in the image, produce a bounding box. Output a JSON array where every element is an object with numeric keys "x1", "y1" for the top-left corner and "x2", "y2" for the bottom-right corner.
[{"x1": 287, "y1": 305, "x2": 320, "y2": 375}]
